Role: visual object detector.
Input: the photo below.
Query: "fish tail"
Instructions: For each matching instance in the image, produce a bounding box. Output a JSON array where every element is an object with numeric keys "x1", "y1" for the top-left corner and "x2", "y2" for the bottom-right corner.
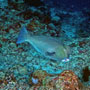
[{"x1": 16, "y1": 26, "x2": 29, "y2": 44}]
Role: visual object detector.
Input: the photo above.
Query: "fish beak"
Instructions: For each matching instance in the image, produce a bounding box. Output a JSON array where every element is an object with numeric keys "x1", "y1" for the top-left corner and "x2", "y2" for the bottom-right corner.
[{"x1": 62, "y1": 58, "x2": 70, "y2": 62}]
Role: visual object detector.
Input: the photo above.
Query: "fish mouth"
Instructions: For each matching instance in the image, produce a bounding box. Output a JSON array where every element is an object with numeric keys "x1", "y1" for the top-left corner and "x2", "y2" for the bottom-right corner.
[{"x1": 62, "y1": 58, "x2": 70, "y2": 62}]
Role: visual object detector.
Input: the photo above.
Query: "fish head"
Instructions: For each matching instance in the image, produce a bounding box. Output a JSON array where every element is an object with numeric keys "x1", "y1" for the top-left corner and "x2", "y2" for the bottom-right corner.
[{"x1": 45, "y1": 45, "x2": 70, "y2": 62}]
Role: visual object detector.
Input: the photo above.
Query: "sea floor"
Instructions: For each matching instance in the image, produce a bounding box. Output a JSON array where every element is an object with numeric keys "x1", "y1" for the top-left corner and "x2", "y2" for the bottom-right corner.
[{"x1": 0, "y1": 3, "x2": 90, "y2": 90}]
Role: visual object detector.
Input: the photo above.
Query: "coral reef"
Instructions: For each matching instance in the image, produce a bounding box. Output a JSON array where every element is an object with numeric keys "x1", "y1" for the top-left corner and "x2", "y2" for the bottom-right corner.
[
  {"x1": 29, "y1": 70, "x2": 90, "y2": 90},
  {"x1": 0, "y1": 0, "x2": 90, "y2": 89}
]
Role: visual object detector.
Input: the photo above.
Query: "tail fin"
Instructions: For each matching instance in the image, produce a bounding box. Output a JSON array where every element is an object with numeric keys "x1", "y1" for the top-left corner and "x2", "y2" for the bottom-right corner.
[{"x1": 17, "y1": 27, "x2": 28, "y2": 44}]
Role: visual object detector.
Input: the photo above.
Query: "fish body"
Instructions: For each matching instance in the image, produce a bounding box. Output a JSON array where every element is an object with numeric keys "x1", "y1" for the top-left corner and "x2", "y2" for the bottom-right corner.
[{"x1": 17, "y1": 27, "x2": 70, "y2": 62}]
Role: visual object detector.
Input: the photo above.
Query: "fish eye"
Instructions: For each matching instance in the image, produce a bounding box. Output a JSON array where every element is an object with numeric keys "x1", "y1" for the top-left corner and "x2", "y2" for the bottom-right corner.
[{"x1": 46, "y1": 51, "x2": 56, "y2": 56}]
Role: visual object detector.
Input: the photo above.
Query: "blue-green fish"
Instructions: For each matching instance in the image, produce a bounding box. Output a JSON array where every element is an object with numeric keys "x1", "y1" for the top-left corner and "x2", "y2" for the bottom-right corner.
[{"x1": 17, "y1": 27, "x2": 70, "y2": 62}]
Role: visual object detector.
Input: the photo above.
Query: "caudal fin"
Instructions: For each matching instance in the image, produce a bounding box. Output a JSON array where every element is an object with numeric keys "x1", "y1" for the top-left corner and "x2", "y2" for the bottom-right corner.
[{"x1": 17, "y1": 27, "x2": 28, "y2": 44}]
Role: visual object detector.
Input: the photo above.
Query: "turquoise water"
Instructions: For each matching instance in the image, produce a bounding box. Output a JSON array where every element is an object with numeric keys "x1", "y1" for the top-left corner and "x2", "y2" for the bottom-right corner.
[{"x1": 0, "y1": 0, "x2": 90, "y2": 89}]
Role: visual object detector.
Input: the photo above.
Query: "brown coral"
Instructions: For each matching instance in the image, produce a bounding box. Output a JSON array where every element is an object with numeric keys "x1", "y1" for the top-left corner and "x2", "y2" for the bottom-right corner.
[
  {"x1": 29, "y1": 70, "x2": 85, "y2": 90},
  {"x1": 29, "y1": 70, "x2": 49, "y2": 86},
  {"x1": 54, "y1": 70, "x2": 82, "y2": 90}
]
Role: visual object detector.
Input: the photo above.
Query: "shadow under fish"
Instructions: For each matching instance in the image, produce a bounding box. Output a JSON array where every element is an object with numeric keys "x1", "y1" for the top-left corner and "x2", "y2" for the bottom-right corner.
[{"x1": 17, "y1": 27, "x2": 71, "y2": 62}]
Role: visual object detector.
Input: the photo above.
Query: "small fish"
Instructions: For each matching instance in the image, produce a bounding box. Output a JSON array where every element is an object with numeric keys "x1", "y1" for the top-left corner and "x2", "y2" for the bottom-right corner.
[{"x1": 17, "y1": 27, "x2": 71, "y2": 62}]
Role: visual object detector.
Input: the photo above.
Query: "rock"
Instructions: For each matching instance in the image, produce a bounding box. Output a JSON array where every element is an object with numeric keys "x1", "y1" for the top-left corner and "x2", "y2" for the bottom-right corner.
[
  {"x1": 0, "y1": 71, "x2": 5, "y2": 79},
  {"x1": 29, "y1": 70, "x2": 85, "y2": 90},
  {"x1": 0, "y1": 0, "x2": 8, "y2": 8},
  {"x1": 48, "y1": 23, "x2": 56, "y2": 29},
  {"x1": 77, "y1": 19, "x2": 90, "y2": 38},
  {"x1": 18, "y1": 66, "x2": 28, "y2": 75},
  {"x1": 51, "y1": 16, "x2": 60, "y2": 22}
]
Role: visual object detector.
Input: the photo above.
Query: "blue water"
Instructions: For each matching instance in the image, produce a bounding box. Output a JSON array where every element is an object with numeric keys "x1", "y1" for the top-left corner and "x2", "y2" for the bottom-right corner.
[
  {"x1": 0, "y1": 0, "x2": 90, "y2": 89},
  {"x1": 44, "y1": 0, "x2": 90, "y2": 11}
]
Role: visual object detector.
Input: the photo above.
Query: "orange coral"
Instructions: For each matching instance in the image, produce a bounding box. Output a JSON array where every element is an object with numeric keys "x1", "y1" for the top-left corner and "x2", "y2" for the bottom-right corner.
[
  {"x1": 55, "y1": 70, "x2": 82, "y2": 90},
  {"x1": 29, "y1": 70, "x2": 84, "y2": 90}
]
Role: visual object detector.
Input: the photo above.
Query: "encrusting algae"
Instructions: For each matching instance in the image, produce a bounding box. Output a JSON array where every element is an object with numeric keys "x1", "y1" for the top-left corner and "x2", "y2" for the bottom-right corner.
[{"x1": 29, "y1": 70, "x2": 89, "y2": 90}]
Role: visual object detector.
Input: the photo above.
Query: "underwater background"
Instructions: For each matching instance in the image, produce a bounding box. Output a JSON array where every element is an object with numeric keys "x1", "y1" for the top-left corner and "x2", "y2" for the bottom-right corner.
[{"x1": 0, "y1": 0, "x2": 90, "y2": 89}]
